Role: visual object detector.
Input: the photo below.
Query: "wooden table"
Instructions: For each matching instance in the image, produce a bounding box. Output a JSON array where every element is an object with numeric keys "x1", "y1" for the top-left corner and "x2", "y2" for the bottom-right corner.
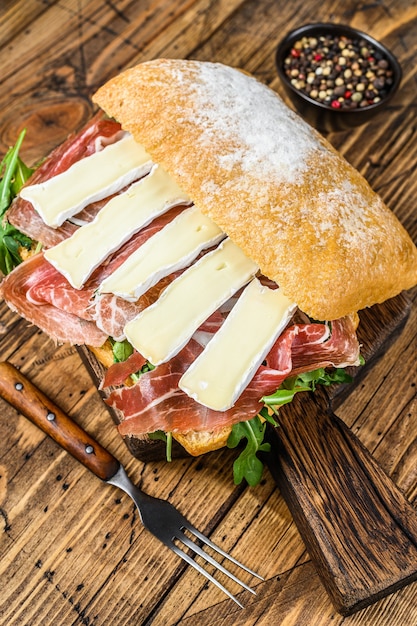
[{"x1": 1, "y1": 1, "x2": 416, "y2": 624}]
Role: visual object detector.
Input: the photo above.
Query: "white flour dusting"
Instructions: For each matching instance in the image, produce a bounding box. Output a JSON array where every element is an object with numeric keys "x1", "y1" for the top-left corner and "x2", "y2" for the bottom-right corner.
[{"x1": 183, "y1": 63, "x2": 324, "y2": 186}]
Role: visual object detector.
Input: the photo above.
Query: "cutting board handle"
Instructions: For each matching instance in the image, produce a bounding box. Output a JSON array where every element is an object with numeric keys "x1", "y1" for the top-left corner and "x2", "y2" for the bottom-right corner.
[{"x1": 265, "y1": 388, "x2": 417, "y2": 615}]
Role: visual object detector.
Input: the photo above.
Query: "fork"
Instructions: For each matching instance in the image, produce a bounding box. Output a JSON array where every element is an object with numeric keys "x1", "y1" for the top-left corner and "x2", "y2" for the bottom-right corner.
[{"x1": 0, "y1": 362, "x2": 262, "y2": 607}]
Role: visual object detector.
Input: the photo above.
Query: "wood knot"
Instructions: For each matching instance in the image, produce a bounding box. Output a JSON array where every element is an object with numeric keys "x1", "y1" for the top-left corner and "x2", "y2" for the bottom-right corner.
[{"x1": 2, "y1": 98, "x2": 92, "y2": 165}]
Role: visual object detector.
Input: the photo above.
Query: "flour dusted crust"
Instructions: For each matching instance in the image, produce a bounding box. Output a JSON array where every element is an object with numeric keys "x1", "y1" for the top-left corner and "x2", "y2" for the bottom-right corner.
[{"x1": 93, "y1": 59, "x2": 417, "y2": 320}]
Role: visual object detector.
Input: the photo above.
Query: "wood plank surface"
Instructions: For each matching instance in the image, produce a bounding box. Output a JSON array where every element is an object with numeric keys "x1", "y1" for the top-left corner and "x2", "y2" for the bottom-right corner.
[{"x1": 1, "y1": 1, "x2": 417, "y2": 625}]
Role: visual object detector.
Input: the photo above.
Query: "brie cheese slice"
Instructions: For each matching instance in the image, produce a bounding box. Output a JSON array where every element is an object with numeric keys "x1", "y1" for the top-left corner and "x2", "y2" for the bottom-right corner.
[
  {"x1": 44, "y1": 165, "x2": 191, "y2": 289},
  {"x1": 179, "y1": 279, "x2": 297, "y2": 411},
  {"x1": 124, "y1": 238, "x2": 258, "y2": 365},
  {"x1": 20, "y1": 134, "x2": 153, "y2": 227},
  {"x1": 99, "y1": 205, "x2": 224, "y2": 300}
]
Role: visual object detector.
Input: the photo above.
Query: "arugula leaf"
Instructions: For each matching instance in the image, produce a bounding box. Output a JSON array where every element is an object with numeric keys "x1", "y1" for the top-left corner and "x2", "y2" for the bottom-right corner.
[
  {"x1": 0, "y1": 228, "x2": 33, "y2": 275},
  {"x1": 111, "y1": 339, "x2": 134, "y2": 363},
  {"x1": 11, "y1": 155, "x2": 33, "y2": 199},
  {"x1": 228, "y1": 366, "x2": 355, "y2": 486},
  {"x1": 227, "y1": 416, "x2": 271, "y2": 486},
  {"x1": 0, "y1": 129, "x2": 34, "y2": 274},
  {"x1": 148, "y1": 430, "x2": 173, "y2": 462},
  {"x1": 130, "y1": 362, "x2": 156, "y2": 383},
  {"x1": 262, "y1": 367, "x2": 353, "y2": 408}
]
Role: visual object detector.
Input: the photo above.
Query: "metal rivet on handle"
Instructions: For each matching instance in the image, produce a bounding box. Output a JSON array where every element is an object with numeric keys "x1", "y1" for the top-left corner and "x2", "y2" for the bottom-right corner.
[
  {"x1": 15, "y1": 382, "x2": 24, "y2": 391},
  {"x1": 85, "y1": 445, "x2": 94, "y2": 455},
  {"x1": 46, "y1": 412, "x2": 56, "y2": 421}
]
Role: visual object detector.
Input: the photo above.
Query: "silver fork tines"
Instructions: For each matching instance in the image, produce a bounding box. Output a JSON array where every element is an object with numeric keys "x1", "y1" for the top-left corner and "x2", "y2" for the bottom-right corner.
[
  {"x1": 172, "y1": 525, "x2": 261, "y2": 607},
  {"x1": 107, "y1": 465, "x2": 263, "y2": 607}
]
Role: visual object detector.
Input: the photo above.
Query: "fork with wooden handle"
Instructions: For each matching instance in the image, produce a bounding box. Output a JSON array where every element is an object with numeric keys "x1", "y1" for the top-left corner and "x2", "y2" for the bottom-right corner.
[{"x1": 0, "y1": 361, "x2": 263, "y2": 608}]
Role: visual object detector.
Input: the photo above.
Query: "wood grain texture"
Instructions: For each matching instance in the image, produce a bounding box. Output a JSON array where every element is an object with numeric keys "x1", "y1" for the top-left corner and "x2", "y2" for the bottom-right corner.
[
  {"x1": 0, "y1": 0, "x2": 417, "y2": 625},
  {"x1": 266, "y1": 391, "x2": 417, "y2": 615}
]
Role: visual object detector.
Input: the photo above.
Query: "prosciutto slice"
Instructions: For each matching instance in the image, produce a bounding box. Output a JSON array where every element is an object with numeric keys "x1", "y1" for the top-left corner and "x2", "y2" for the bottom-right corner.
[
  {"x1": 101, "y1": 351, "x2": 148, "y2": 388},
  {"x1": 106, "y1": 316, "x2": 360, "y2": 436},
  {"x1": 289, "y1": 317, "x2": 359, "y2": 372},
  {"x1": 0, "y1": 254, "x2": 107, "y2": 346}
]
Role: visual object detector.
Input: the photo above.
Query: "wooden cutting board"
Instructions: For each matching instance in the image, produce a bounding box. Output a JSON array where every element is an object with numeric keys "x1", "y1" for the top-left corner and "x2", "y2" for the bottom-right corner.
[
  {"x1": 265, "y1": 294, "x2": 417, "y2": 614},
  {"x1": 79, "y1": 292, "x2": 417, "y2": 616}
]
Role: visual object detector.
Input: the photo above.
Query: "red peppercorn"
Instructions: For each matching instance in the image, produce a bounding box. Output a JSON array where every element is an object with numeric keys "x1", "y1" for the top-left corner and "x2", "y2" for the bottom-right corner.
[
  {"x1": 291, "y1": 48, "x2": 301, "y2": 58},
  {"x1": 331, "y1": 100, "x2": 341, "y2": 109},
  {"x1": 314, "y1": 53, "x2": 323, "y2": 61},
  {"x1": 344, "y1": 90, "x2": 352, "y2": 99}
]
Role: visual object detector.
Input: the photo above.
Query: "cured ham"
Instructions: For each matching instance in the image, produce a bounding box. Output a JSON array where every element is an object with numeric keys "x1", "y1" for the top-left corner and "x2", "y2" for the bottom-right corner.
[
  {"x1": 93, "y1": 277, "x2": 175, "y2": 342},
  {"x1": 101, "y1": 350, "x2": 148, "y2": 388},
  {"x1": 289, "y1": 317, "x2": 359, "y2": 373},
  {"x1": 0, "y1": 253, "x2": 107, "y2": 346},
  {"x1": 107, "y1": 317, "x2": 360, "y2": 436},
  {"x1": 0, "y1": 204, "x2": 189, "y2": 343},
  {"x1": 0, "y1": 249, "x2": 181, "y2": 346}
]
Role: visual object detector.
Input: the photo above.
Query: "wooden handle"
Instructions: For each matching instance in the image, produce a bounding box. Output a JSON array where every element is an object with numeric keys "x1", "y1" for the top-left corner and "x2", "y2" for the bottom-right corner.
[
  {"x1": 0, "y1": 362, "x2": 120, "y2": 481},
  {"x1": 265, "y1": 388, "x2": 417, "y2": 615}
]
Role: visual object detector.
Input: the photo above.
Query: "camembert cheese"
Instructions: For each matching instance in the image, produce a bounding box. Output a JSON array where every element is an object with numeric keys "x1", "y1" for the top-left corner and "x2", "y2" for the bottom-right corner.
[
  {"x1": 179, "y1": 279, "x2": 296, "y2": 411},
  {"x1": 44, "y1": 165, "x2": 191, "y2": 289},
  {"x1": 20, "y1": 134, "x2": 153, "y2": 227},
  {"x1": 99, "y1": 206, "x2": 224, "y2": 300},
  {"x1": 124, "y1": 238, "x2": 258, "y2": 365}
]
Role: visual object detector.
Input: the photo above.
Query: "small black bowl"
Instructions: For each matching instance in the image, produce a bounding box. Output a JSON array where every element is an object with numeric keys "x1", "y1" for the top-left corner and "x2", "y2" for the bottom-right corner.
[{"x1": 275, "y1": 22, "x2": 402, "y2": 132}]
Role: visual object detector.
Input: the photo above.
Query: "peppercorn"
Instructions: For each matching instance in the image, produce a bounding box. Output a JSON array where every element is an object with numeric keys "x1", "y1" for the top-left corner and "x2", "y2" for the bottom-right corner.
[{"x1": 282, "y1": 33, "x2": 395, "y2": 110}]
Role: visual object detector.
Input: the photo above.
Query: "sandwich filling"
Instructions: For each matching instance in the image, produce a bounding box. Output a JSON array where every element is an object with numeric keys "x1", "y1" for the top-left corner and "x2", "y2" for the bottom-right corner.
[{"x1": 2, "y1": 116, "x2": 361, "y2": 440}]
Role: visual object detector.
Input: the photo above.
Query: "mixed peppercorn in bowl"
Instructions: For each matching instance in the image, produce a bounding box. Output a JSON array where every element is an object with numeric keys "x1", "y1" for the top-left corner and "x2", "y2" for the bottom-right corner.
[{"x1": 275, "y1": 23, "x2": 402, "y2": 132}]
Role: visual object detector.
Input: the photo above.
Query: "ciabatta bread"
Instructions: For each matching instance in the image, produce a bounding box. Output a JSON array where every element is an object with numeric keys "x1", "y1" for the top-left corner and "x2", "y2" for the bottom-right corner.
[{"x1": 93, "y1": 59, "x2": 417, "y2": 321}]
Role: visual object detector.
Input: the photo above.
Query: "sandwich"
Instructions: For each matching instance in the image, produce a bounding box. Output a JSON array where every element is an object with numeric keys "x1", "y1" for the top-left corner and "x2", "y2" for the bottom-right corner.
[{"x1": 2, "y1": 59, "x2": 417, "y2": 485}]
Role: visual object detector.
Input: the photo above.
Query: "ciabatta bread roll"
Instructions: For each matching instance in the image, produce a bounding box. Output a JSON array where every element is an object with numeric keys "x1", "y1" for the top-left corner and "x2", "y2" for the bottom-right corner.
[{"x1": 93, "y1": 59, "x2": 417, "y2": 321}]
